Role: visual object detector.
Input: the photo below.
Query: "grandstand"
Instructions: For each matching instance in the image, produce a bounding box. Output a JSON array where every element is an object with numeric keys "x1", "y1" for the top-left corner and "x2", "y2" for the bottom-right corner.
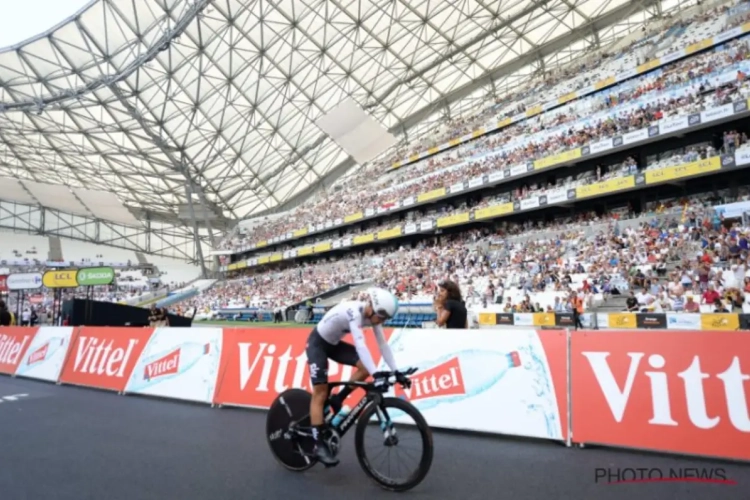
[{"x1": 2, "y1": 0, "x2": 750, "y2": 327}]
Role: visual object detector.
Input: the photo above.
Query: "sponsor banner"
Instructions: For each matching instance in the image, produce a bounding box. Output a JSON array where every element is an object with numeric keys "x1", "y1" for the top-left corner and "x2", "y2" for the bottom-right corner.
[
  {"x1": 701, "y1": 103, "x2": 734, "y2": 122},
  {"x1": 659, "y1": 115, "x2": 687, "y2": 134},
  {"x1": 417, "y1": 188, "x2": 446, "y2": 203},
  {"x1": 7, "y1": 273, "x2": 43, "y2": 290},
  {"x1": 741, "y1": 314, "x2": 750, "y2": 330},
  {"x1": 468, "y1": 176, "x2": 484, "y2": 188},
  {"x1": 0, "y1": 327, "x2": 37, "y2": 375},
  {"x1": 510, "y1": 164, "x2": 527, "y2": 177},
  {"x1": 293, "y1": 228, "x2": 308, "y2": 237},
  {"x1": 533, "y1": 313, "x2": 556, "y2": 327},
  {"x1": 214, "y1": 328, "x2": 391, "y2": 408},
  {"x1": 59, "y1": 327, "x2": 153, "y2": 392},
  {"x1": 313, "y1": 242, "x2": 331, "y2": 253},
  {"x1": 365, "y1": 208, "x2": 375, "y2": 217},
  {"x1": 534, "y1": 148, "x2": 581, "y2": 170},
  {"x1": 635, "y1": 313, "x2": 667, "y2": 329},
  {"x1": 622, "y1": 128, "x2": 649, "y2": 145},
  {"x1": 513, "y1": 313, "x2": 534, "y2": 327},
  {"x1": 419, "y1": 220, "x2": 434, "y2": 231},
  {"x1": 555, "y1": 313, "x2": 575, "y2": 328},
  {"x1": 15, "y1": 327, "x2": 74, "y2": 382},
  {"x1": 343, "y1": 212, "x2": 363, "y2": 223},
  {"x1": 589, "y1": 140, "x2": 612, "y2": 155},
  {"x1": 125, "y1": 327, "x2": 223, "y2": 404},
  {"x1": 666, "y1": 313, "x2": 702, "y2": 330},
  {"x1": 342, "y1": 237, "x2": 352, "y2": 247},
  {"x1": 576, "y1": 176, "x2": 635, "y2": 199},
  {"x1": 386, "y1": 328, "x2": 567, "y2": 440},
  {"x1": 449, "y1": 182, "x2": 465, "y2": 194},
  {"x1": 0, "y1": 275, "x2": 6, "y2": 292},
  {"x1": 353, "y1": 233, "x2": 375, "y2": 245},
  {"x1": 334, "y1": 218, "x2": 343, "y2": 226},
  {"x1": 547, "y1": 189, "x2": 568, "y2": 205},
  {"x1": 474, "y1": 202, "x2": 514, "y2": 220},
  {"x1": 520, "y1": 197, "x2": 540, "y2": 211},
  {"x1": 332, "y1": 240, "x2": 341, "y2": 250},
  {"x1": 437, "y1": 212, "x2": 470, "y2": 228},
  {"x1": 478, "y1": 313, "x2": 497, "y2": 326},
  {"x1": 402, "y1": 196, "x2": 415, "y2": 207},
  {"x1": 43, "y1": 269, "x2": 78, "y2": 289},
  {"x1": 404, "y1": 223, "x2": 417, "y2": 235},
  {"x1": 77, "y1": 267, "x2": 115, "y2": 286},
  {"x1": 377, "y1": 227, "x2": 402, "y2": 240},
  {"x1": 488, "y1": 171, "x2": 505, "y2": 183},
  {"x1": 700, "y1": 313, "x2": 739, "y2": 331},
  {"x1": 605, "y1": 312, "x2": 637, "y2": 329},
  {"x1": 645, "y1": 157, "x2": 721, "y2": 184},
  {"x1": 571, "y1": 330, "x2": 750, "y2": 461},
  {"x1": 497, "y1": 313, "x2": 514, "y2": 326}
]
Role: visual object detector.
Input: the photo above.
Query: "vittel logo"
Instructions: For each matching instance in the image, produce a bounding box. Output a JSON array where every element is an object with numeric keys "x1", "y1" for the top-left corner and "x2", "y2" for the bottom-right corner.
[
  {"x1": 583, "y1": 352, "x2": 750, "y2": 431},
  {"x1": 145, "y1": 349, "x2": 180, "y2": 380},
  {"x1": 28, "y1": 343, "x2": 49, "y2": 365},
  {"x1": 394, "y1": 357, "x2": 465, "y2": 402},
  {"x1": 73, "y1": 337, "x2": 139, "y2": 377},
  {"x1": 238, "y1": 342, "x2": 355, "y2": 393},
  {"x1": 0, "y1": 334, "x2": 31, "y2": 365}
]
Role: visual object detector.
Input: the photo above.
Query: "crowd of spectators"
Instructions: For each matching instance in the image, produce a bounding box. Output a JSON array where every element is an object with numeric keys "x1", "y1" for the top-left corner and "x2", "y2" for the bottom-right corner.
[
  {"x1": 218, "y1": 9, "x2": 750, "y2": 253},
  {"x1": 193, "y1": 188, "x2": 750, "y2": 320}
]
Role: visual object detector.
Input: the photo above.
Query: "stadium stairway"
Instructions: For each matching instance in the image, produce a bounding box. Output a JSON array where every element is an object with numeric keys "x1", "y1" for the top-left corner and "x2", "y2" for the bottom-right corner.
[
  {"x1": 317, "y1": 281, "x2": 373, "y2": 307},
  {"x1": 47, "y1": 236, "x2": 63, "y2": 261}
]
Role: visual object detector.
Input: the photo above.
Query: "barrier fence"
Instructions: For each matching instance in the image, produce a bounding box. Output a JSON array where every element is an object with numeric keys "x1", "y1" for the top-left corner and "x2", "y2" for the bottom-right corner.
[{"x1": 0, "y1": 325, "x2": 747, "y2": 462}]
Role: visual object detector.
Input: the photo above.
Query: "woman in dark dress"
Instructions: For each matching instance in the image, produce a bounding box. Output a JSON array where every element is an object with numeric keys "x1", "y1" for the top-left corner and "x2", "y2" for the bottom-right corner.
[{"x1": 435, "y1": 280, "x2": 468, "y2": 329}]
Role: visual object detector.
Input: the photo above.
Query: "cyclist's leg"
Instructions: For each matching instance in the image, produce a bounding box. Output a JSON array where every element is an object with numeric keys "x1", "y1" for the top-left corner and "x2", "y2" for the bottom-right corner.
[
  {"x1": 305, "y1": 329, "x2": 338, "y2": 465},
  {"x1": 328, "y1": 342, "x2": 369, "y2": 408}
]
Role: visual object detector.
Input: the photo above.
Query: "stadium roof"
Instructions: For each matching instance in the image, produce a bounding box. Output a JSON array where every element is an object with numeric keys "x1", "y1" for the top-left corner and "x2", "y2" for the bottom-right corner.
[{"x1": 0, "y1": 0, "x2": 661, "y2": 226}]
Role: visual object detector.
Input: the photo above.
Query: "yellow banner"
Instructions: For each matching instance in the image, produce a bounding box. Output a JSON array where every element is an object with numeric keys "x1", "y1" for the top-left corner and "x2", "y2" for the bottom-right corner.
[
  {"x1": 685, "y1": 38, "x2": 713, "y2": 55},
  {"x1": 576, "y1": 176, "x2": 635, "y2": 199},
  {"x1": 226, "y1": 263, "x2": 239, "y2": 271},
  {"x1": 478, "y1": 313, "x2": 497, "y2": 326},
  {"x1": 427, "y1": 147, "x2": 439, "y2": 155},
  {"x1": 270, "y1": 254, "x2": 282, "y2": 262},
  {"x1": 313, "y1": 242, "x2": 332, "y2": 253},
  {"x1": 409, "y1": 154, "x2": 420, "y2": 163},
  {"x1": 608, "y1": 312, "x2": 637, "y2": 328},
  {"x1": 534, "y1": 148, "x2": 582, "y2": 170},
  {"x1": 497, "y1": 117, "x2": 511, "y2": 129},
  {"x1": 636, "y1": 58, "x2": 661, "y2": 74},
  {"x1": 391, "y1": 161, "x2": 402, "y2": 170},
  {"x1": 594, "y1": 76, "x2": 616, "y2": 90},
  {"x1": 297, "y1": 247, "x2": 313, "y2": 257},
  {"x1": 557, "y1": 92, "x2": 577, "y2": 105},
  {"x1": 700, "y1": 313, "x2": 739, "y2": 331},
  {"x1": 258, "y1": 256, "x2": 270, "y2": 264},
  {"x1": 417, "y1": 188, "x2": 446, "y2": 203},
  {"x1": 645, "y1": 157, "x2": 721, "y2": 184},
  {"x1": 293, "y1": 228, "x2": 308, "y2": 237},
  {"x1": 344, "y1": 212, "x2": 363, "y2": 223},
  {"x1": 525, "y1": 105, "x2": 542, "y2": 117},
  {"x1": 448, "y1": 138, "x2": 461, "y2": 146},
  {"x1": 474, "y1": 202, "x2": 514, "y2": 220},
  {"x1": 256, "y1": 240, "x2": 268, "y2": 248},
  {"x1": 377, "y1": 227, "x2": 402, "y2": 240},
  {"x1": 353, "y1": 234, "x2": 375, "y2": 245},
  {"x1": 42, "y1": 270, "x2": 78, "y2": 288},
  {"x1": 471, "y1": 128, "x2": 485, "y2": 138},
  {"x1": 533, "y1": 313, "x2": 556, "y2": 327},
  {"x1": 237, "y1": 261, "x2": 248, "y2": 269},
  {"x1": 437, "y1": 212, "x2": 470, "y2": 228}
]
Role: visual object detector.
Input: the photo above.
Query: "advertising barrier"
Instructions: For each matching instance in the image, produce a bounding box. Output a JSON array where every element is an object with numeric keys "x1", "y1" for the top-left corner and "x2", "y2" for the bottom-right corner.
[
  {"x1": 1, "y1": 325, "x2": 748, "y2": 462},
  {"x1": 0, "y1": 274, "x2": 7, "y2": 292},
  {"x1": 6, "y1": 272, "x2": 43, "y2": 290},
  {"x1": 571, "y1": 330, "x2": 750, "y2": 461}
]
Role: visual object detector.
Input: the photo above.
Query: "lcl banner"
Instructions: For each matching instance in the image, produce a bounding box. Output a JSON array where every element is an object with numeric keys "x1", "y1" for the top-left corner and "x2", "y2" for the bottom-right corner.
[{"x1": 571, "y1": 330, "x2": 750, "y2": 461}]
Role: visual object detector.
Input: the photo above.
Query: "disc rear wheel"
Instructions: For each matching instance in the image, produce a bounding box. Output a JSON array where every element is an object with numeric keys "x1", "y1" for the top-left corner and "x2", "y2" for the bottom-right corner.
[{"x1": 266, "y1": 388, "x2": 317, "y2": 471}]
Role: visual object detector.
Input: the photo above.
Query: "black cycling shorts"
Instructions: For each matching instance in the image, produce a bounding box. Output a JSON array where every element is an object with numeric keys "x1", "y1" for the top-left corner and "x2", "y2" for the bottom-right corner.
[{"x1": 305, "y1": 327, "x2": 360, "y2": 385}]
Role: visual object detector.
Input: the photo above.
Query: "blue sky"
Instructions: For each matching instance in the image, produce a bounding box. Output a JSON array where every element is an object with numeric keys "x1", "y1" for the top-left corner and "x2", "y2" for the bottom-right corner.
[{"x1": 0, "y1": 0, "x2": 91, "y2": 48}]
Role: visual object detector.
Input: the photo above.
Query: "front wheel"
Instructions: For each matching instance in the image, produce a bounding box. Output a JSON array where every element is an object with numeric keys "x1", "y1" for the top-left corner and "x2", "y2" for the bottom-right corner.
[{"x1": 354, "y1": 397, "x2": 433, "y2": 492}]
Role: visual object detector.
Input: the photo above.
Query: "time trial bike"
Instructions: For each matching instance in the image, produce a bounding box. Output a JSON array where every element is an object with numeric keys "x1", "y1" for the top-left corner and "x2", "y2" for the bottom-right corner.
[{"x1": 266, "y1": 368, "x2": 433, "y2": 492}]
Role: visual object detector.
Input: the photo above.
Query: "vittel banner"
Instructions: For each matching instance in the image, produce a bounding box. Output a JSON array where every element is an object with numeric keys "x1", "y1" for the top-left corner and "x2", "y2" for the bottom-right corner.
[
  {"x1": 571, "y1": 330, "x2": 750, "y2": 461},
  {"x1": 0, "y1": 327, "x2": 37, "y2": 375},
  {"x1": 125, "y1": 327, "x2": 223, "y2": 404},
  {"x1": 15, "y1": 327, "x2": 75, "y2": 382}
]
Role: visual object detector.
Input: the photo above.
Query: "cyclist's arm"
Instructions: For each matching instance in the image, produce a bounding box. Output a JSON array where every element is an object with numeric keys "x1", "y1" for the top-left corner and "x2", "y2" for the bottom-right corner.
[
  {"x1": 349, "y1": 318, "x2": 378, "y2": 375},
  {"x1": 373, "y1": 323, "x2": 397, "y2": 372}
]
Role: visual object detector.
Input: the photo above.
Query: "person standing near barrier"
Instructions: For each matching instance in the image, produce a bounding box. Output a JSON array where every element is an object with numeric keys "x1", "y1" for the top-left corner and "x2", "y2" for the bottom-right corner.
[
  {"x1": 435, "y1": 280, "x2": 468, "y2": 329},
  {"x1": 0, "y1": 300, "x2": 13, "y2": 326}
]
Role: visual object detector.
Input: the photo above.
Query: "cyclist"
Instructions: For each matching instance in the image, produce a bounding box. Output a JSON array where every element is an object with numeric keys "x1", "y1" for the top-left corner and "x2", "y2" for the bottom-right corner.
[{"x1": 306, "y1": 287, "x2": 404, "y2": 466}]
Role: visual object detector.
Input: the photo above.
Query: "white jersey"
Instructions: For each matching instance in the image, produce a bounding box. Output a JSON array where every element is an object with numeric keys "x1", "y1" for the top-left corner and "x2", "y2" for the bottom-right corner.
[{"x1": 316, "y1": 300, "x2": 397, "y2": 375}]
